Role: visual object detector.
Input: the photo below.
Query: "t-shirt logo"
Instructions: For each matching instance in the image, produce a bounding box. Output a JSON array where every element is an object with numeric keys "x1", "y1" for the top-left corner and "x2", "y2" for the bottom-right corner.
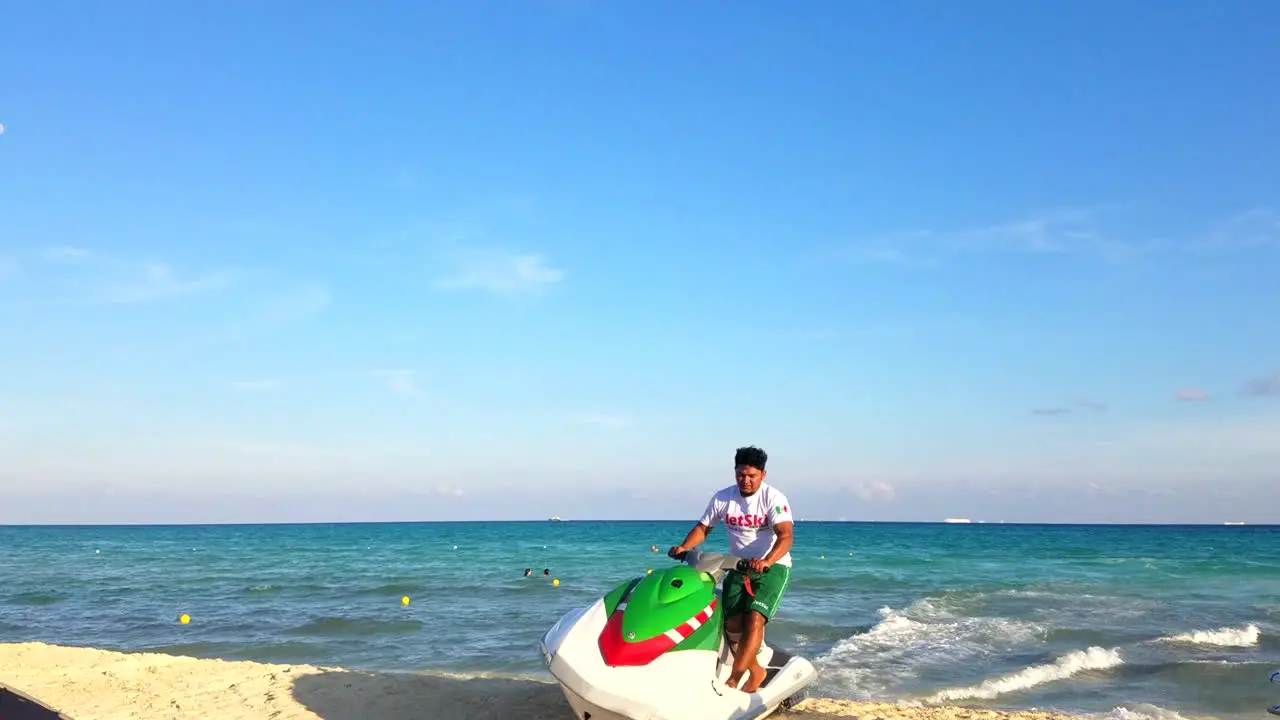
[
  {"x1": 727, "y1": 514, "x2": 767, "y2": 528},
  {"x1": 775, "y1": 505, "x2": 787, "y2": 514}
]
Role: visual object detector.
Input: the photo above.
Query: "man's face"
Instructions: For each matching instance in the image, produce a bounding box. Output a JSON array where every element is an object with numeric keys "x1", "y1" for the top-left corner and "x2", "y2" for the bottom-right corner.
[{"x1": 735, "y1": 464, "x2": 766, "y2": 495}]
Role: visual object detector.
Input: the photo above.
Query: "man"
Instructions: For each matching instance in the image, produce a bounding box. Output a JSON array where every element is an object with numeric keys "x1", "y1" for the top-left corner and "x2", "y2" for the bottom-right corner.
[{"x1": 669, "y1": 445, "x2": 794, "y2": 693}]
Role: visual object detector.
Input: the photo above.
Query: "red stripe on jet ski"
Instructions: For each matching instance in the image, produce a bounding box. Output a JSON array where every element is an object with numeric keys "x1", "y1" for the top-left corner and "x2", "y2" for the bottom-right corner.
[{"x1": 598, "y1": 598, "x2": 718, "y2": 667}]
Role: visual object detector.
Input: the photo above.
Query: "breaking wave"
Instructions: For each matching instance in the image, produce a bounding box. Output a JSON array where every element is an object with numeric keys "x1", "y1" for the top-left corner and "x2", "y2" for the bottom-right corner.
[
  {"x1": 1156, "y1": 623, "x2": 1261, "y2": 647},
  {"x1": 818, "y1": 600, "x2": 1047, "y2": 662},
  {"x1": 1106, "y1": 703, "x2": 1192, "y2": 720},
  {"x1": 813, "y1": 599, "x2": 1050, "y2": 699},
  {"x1": 925, "y1": 646, "x2": 1124, "y2": 702}
]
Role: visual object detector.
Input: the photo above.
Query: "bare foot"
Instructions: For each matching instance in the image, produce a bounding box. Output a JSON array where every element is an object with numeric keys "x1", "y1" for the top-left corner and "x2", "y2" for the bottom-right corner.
[
  {"x1": 724, "y1": 670, "x2": 743, "y2": 689},
  {"x1": 740, "y1": 663, "x2": 768, "y2": 693}
]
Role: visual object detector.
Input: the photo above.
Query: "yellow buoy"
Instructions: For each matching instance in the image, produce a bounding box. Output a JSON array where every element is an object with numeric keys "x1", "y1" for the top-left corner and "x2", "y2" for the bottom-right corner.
[
  {"x1": 401, "y1": 596, "x2": 410, "y2": 606},
  {"x1": 179, "y1": 614, "x2": 190, "y2": 625},
  {"x1": 552, "y1": 578, "x2": 560, "y2": 586},
  {"x1": 647, "y1": 569, "x2": 653, "y2": 574}
]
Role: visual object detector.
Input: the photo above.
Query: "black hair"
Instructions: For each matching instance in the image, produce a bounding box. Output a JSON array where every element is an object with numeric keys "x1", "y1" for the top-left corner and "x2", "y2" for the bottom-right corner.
[{"x1": 734, "y1": 445, "x2": 768, "y2": 470}]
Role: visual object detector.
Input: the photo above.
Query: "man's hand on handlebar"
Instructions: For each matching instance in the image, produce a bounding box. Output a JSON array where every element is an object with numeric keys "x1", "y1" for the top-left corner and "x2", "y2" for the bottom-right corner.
[
  {"x1": 743, "y1": 557, "x2": 773, "y2": 574},
  {"x1": 668, "y1": 545, "x2": 688, "y2": 559}
]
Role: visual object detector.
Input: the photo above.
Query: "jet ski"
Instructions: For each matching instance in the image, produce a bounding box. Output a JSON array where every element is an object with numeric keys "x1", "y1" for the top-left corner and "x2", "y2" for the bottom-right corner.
[
  {"x1": 538, "y1": 548, "x2": 817, "y2": 720},
  {"x1": 1268, "y1": 667, "x2": 1279, "y2": 716}
]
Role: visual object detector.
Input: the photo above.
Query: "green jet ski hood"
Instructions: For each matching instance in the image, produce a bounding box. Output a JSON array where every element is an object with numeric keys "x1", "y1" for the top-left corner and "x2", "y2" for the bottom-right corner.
[{"x1": 597, "y1": 565, "x2": 723, "y2": 667}]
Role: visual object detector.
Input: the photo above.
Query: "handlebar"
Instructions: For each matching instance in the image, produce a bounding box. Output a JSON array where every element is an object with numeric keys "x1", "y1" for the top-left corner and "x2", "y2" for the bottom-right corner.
[
  {"x1": 734, "y1": 558, "x2": 772, "y2": 574},
  {"x1": 669, "y1": 548, "x2": 771, "y2": 574}
]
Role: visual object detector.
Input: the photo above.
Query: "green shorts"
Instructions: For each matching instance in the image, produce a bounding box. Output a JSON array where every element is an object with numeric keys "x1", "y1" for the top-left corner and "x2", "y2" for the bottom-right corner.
[{"x1": 722, "y1": 564, "x2": 791, "y2": 621}]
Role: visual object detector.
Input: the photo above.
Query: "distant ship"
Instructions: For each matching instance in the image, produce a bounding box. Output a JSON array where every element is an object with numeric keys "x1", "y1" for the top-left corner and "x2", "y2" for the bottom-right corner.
[
  {"x1": 943, "y1": 518, "x2": 972, "y2": 524},
  {"x1": 549, "y1": 516, "x2": 566, "y2": 522},
  {"x1": 1224, "y1": 521, "x2": 1245, "y2": 526}
]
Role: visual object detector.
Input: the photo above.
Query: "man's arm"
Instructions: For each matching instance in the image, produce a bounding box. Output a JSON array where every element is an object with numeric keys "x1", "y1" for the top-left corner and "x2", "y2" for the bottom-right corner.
[
  {"x1": 762, "y1": 521, "x2": 794, "y2": 565},
  {"x1": 755, "y1": 491, "x2": 795, "y2": 569},
  {"x1": 676, "y1": 522, "x2": 711, "y2": 552},
  {"x1": 671, "y1": 495, "x2": 720, "y2": 556}
]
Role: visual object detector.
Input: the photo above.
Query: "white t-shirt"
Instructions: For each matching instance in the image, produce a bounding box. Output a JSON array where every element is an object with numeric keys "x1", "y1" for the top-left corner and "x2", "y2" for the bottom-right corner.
[{"x1": 698, "y1": 482, "x2": 794, "y2": 567}]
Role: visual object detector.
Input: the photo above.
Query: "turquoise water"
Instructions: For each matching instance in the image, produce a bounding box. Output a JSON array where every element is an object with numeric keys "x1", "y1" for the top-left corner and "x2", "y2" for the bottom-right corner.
[{"x1": 1, "y1": 521, "x2": 1276, "y2": 719}]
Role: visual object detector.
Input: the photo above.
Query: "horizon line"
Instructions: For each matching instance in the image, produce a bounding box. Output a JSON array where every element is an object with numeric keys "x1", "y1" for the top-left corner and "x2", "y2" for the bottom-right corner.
[{"x1": 0, "y1": 519, "x2": 1272, "y2": 528}]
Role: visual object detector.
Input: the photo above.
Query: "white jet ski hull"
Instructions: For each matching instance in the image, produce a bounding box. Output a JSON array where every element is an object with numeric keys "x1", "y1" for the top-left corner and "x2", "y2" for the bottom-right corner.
[{"x1": 540, "y1": 598, "x2": 815, "y2": 720}]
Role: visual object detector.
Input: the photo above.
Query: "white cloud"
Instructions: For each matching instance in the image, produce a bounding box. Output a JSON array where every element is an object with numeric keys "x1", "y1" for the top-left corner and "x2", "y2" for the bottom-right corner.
[
  {"x1": 229, "y1": 378, "x2": 283, "y2": 392},
  {"x1": 1031, "y1": 399, "x2": 1108, "y2": 416},
  {"x1": 975, "y1": 414, "x2": 1280, "y2": 482},
  {"x1": 574, "y1": 413, "x2": 632, "y2": 430},
  {"x1": 414, "y1": 485, "x2": 466, "y2": 498},
  {"x1": 862, "y1": 205, "x2": 1280, "y2": 262},
  {"x1": 33, "y1": 246, "x2": 234, "y2": 304},
  {"x1": 252, "y1": 284, "x2": 332, "y2": 330},
  {"x1": 1243, "y1": 372, "x2": 1280, "y2": 397},
  {"x1": 837, "y1": 205, "x2": 1280, "y2": 267},
  {"x1": 851, "y1": 481, "x2": 896, "y2": 502},
  {"x1": 194, "y1": 284, "x2": 331, "y2": 347},
  {"x1": 44, "y1": 245, "x2": 92, "y2": 262},
  {"x1": 371, "y1": 368, "x2": 421, "y2": 397},
  {"x1": 1175, "y1": 387, "x2": 1209, "y2": 402},
  {"x1": 255, "y1": 284, "x2": 332, "y2": 325},
  {"x1": 433, "y1": 248, "x2": 564, "y2": 293},
  {"x1": 101, "y1": 261, "x2": 233, "y2": 303},
  {"x1": 1191, "y1": 208, "x2": 1280, "y2": 251},
  {"x1": 89, "y1": 282, "x2": 332, "y2": 361},
  {"x1": 949, "y1": 211, "x2": 1082, "y2": 252},
  {"x1": 838, "y1": 206, "x2": 1159, "y2": 266},
  {"x1": 0, "y1": 435, "x2": 436, "y2": 492}
]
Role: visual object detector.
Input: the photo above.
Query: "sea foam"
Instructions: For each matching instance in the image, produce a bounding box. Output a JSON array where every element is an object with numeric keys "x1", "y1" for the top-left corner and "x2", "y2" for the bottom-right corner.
[
  {"x1": 1158, "y1": 623, "x2": 1261, "y2": 647},
  {"x1": 925, "y1": 646, "x2": 1124, "y2": 702}
]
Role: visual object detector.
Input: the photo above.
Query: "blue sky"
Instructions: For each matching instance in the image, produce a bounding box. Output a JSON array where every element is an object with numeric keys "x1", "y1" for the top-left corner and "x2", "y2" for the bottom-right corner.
[{"x1": 2, "y1": 1, "x2": 1278, "y2": 524}]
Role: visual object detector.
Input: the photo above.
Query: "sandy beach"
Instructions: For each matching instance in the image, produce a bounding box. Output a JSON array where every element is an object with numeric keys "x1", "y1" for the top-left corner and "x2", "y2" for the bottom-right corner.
[{"x1": 0, "y1": 642, "x2": 1092, "y2": 720}]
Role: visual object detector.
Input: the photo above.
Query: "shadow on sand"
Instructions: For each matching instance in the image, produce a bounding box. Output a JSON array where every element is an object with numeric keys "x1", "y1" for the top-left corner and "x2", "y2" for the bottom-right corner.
[
  {"x1": 291, "y1": 669, "x2": 827, "y2": 720},
  {"x1": 291, "y1": 669, "x2": 574, "y2": 720}
]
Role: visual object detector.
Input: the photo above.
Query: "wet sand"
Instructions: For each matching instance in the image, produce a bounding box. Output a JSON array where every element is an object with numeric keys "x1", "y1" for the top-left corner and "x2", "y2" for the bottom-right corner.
[{"x1": 0, "y1": 642, "x2": 1090, "y2": 720}]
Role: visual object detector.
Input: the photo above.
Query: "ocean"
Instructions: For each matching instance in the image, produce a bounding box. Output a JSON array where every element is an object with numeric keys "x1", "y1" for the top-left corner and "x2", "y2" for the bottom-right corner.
[{"x1": 1, "y1": 521, "x2": 1276, "y2": 719}]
